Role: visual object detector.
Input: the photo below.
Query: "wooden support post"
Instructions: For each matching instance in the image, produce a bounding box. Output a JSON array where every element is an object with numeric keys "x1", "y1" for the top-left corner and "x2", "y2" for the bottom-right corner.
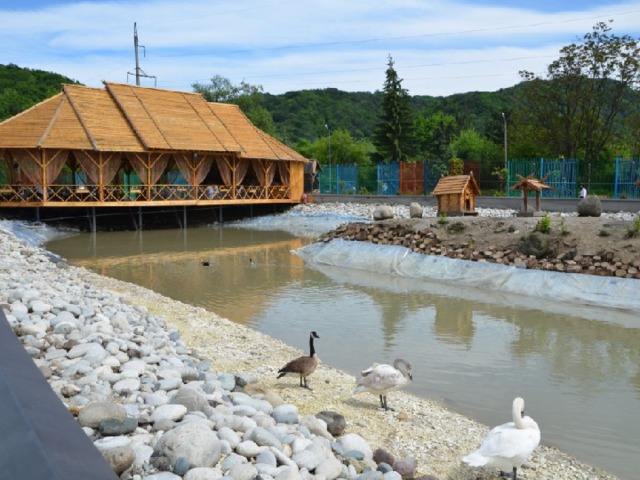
[{"x1": 91, "y1": 206, "x2": 96, "y2": 233}]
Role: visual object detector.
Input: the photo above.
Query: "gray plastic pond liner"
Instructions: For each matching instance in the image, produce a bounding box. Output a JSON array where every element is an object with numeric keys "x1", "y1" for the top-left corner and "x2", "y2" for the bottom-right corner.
[
  {"x1": 0, "y1": 309, "x2": 118, "y2": 480},
  {"x1": 294, "y1": 239, "x2": 640, "y2": 315}
]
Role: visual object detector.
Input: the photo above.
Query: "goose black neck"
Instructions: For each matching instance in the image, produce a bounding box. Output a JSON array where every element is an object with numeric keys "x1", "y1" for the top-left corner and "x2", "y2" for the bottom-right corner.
[{"x1": 309, "y1": 334, "x2": 316, "y2": 357}]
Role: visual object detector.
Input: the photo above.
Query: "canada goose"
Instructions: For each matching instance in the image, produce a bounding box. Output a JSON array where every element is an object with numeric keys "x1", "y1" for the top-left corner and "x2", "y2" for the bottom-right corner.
[
  {"x1": 353, "y1": 358, "x2": 413, "y2": 411},
  {"x1": 462, "y1": 397, "x2": 540, "y2": 480},
  {"x1": 249, "y1": 258, "x2": 257, "y2": 266},
  {"x1": 277, "y1": 331, "x2": 320, "y2": 389}
]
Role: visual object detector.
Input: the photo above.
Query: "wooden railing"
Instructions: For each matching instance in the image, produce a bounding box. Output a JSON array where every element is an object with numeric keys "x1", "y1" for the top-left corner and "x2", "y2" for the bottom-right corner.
[{"x1": 0, "y1": 184, "x2": 292, "y2": 205}]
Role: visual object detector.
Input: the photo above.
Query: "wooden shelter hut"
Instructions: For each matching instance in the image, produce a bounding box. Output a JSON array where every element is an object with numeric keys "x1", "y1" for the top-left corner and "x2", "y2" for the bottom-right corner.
[
  {"x1": 0, "y1": 82, "x2": 307, "y2": 210},
  {"x1": 431, "y1": 172, "x2": 480, "y2": 216},
  {"x1": 510, "y1": 174, "x2": 553, "y2": 213}
]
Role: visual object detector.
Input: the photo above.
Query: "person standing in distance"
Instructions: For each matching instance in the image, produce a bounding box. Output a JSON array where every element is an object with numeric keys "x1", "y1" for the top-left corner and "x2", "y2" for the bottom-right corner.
[{"x1": 579, "y1": 185, "x2": 587, "y2": 199}]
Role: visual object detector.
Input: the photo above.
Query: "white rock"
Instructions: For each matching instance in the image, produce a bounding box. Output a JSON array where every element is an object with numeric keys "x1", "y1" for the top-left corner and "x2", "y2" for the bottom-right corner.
[{"x1": 151, "y1": 404, "x2": 188, "y2": 423}]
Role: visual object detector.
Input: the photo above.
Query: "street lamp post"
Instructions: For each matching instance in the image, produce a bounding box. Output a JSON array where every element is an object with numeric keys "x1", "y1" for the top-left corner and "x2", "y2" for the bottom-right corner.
[
  {"x1": 325, "y1": 124, "x2": 332, "y2": 193},
  {"x1": 502, "y1": 112, "x2": 508, "y2": 193}
]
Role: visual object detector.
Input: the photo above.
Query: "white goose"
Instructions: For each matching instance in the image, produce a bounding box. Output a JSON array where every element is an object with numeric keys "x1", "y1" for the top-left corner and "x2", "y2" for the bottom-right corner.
[
  {"x1": 353, "y1": 358, "x2": 413, "y2": 411},
  {"x1": 462, "y1": 397, "x2": 540, "y2": 480}
]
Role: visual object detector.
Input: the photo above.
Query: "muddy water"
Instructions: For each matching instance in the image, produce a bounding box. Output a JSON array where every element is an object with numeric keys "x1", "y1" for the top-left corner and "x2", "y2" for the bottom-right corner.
[{"x1": 46, "y1": 226, "x2": 640, "y2": 479}]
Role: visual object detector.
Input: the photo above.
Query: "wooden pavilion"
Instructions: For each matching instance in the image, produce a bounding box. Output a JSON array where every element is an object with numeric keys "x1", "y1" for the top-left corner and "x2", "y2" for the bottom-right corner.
[
  {"x1": 431, "y1": 172, "x2": 481, "y2": 216},
  {"x1": 0, "y1": 82, "x2": 307, "y2": 211},
  {"x1": 510, "y1": 174, "x2": 553, "y2": 212}
]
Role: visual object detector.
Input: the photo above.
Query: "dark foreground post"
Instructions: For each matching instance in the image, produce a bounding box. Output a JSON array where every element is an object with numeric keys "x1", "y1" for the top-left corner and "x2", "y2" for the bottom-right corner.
[{"x1": 0, "y1": 308, "x2": 117, "y2": 479}]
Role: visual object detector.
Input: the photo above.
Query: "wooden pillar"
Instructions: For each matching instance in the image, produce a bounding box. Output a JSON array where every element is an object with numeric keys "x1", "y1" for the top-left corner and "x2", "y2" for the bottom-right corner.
[
  {"x1": 41, "y1": 150, "x2": 48, "y2": 202},
  {"x1": 98, "y1": 152, "x2": 104, "y2": 202},
  {"x1": 90, "y1": 206, "x2": 96, "y2": 232}
]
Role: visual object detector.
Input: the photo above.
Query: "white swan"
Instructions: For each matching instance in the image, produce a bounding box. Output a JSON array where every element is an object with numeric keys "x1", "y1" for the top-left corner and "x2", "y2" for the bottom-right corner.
[
  {"x1": 462, "y1": 397, "x2": 540, "y2": 480},
  {"x1": 353, "y1": 358, "x2": 413, "y2": 411}
]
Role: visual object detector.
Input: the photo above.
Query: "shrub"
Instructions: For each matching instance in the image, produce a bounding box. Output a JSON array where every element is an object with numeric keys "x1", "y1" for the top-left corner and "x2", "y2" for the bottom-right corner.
[
  {"x1": 535, "y1": 214, "x2": 551, "y2": 234},
  {"x1": 625, "y1": 218, "x2": 640, "y2": 238},
  {"x1": 559, "y1": 217, "x2": 569, "y2": 236},
  {"x1": 448, "y1": 221, "x2": 466, "y2": 233}
]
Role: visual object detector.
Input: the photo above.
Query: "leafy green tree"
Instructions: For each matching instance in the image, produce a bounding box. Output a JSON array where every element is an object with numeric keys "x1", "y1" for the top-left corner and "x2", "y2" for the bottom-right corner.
[
  {"x1": 192, "y1": 75, "x2": 276, "y2": 136},
  {"x1": 449, "y1": 129, "x2": 499, "y2": 163},
  {"x1": 414, "y1": 111, "x2": 459, "y2": 163},
  {"x1": 373, "y1": 56, "x2": 415, "y2": 163},
  {"x1": 297, "y1": 129, "x2": 371, "y2": 166},
  {"x1": 519, "y1": 21, "x2": 640, "y2": 179}
]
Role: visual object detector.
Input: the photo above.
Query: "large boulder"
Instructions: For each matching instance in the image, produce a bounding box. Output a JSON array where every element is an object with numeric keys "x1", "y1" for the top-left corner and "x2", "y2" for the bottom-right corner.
[
  {"x1": 154, "y1": 423, "x2": 221, "y2": 468},
  {"x1": 373, "y1": 205, "x2": 394, "y2": 221},
  {"x1": 577, "y1": 195, "x2": 602, "y2": 217},
  {"x1": 409, "y1": 202, "x2": 423, "y2": 219},
  {"x1": 520, "y1": 232, "x2": 559, "y2": 259}
]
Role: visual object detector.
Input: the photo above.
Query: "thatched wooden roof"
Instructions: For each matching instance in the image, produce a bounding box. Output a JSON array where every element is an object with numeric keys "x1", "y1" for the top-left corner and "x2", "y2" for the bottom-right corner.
[
  {"x1": 0, "y1": 82, "x2": 306, "y2": 162},
  {"x1": 510, "y1": 174, "x2": 554, "y2": 192},
  {"x1": 432, "y1": 174, "x2": 481, "y2": 196}
]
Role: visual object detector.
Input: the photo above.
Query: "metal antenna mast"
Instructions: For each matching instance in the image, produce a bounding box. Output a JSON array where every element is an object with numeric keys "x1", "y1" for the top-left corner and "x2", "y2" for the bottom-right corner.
[{"x1": 128, "y1": 22, "x2": 156, "y2": 87}]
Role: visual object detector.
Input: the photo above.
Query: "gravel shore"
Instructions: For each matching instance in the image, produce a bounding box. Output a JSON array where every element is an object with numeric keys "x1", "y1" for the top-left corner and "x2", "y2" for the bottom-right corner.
[{"x1": 0, "y1": 205, "x2": 623, "y2": 480}]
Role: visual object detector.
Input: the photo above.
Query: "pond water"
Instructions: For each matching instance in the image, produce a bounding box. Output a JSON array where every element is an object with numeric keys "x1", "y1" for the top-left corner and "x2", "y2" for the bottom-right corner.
[{"x1": 45, "y1": 222, "x2": 640, "y2": 479}]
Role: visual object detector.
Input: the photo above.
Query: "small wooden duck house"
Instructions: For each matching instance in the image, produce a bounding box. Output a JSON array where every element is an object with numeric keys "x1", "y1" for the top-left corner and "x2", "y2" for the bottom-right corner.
[{"x1": 432, "y1": 173, "x2": 480, "y2": 216}]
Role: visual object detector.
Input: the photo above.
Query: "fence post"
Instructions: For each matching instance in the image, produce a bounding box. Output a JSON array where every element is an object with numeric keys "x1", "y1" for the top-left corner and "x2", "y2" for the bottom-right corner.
[{"x1": 614, "y1": 157, "x2": 619, "y2": 199}]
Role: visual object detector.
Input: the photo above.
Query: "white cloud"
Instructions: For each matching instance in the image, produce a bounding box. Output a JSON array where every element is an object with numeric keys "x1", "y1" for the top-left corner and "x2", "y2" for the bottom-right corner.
[{"x1": 2, "y1": 0, "x2": 639, "y2": 95}]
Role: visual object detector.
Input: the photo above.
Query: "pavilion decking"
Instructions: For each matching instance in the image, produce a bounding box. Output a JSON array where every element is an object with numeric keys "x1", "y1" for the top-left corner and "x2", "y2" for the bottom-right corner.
[{"x1": 0, "y1": 82, "x2": 307, "y2": 210}]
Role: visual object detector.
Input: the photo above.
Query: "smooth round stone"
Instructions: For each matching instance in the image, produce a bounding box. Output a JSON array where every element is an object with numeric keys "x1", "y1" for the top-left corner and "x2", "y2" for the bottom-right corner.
[
  {"x1": 152, "y1": 404, "x2": 187, "y2": 423},
  {"x1": 248, "y1": 427, "x2": 282, "y2": 449},
  {"x1": 158, "y1": 377, "x2": 182, "y2": 391},
  {"x1": 217, "y1": 427, "x2": 241, "y2": 449},
  {"x1": 236, "y1": 440, "x2": 263, "y2": 458},
  {"x1": 221, "y1": 452, "x2": 247, "y2": 471},
  {"x1": 315, "y1": 456, "x2": 343, "y2": 480},
  {"x1": 30, "y1": 299, "x2": 52, "y2": 314},
  {"x1": 78, "y1": 402, "x2": 127, "y2": 428},
  {"x1": 120, "y1": 359, "x2": 147, "y2": 375},
  {"x1": 94, "y1": 436, "x2": 132, "y2": 449},
  {"x1": 383, "y1": 471, "x2": 402, "y2": 480},
  {"x1": 272, "y1": 404, "x2": 298, "y2": 424},
  {"x1": 99, "y1": 417, "x2": 138, "y2": 436},
  {"x1": 173, "y1": 457, "x2": 191, "y2": 476},
  {"x1": 255, "y1": 449, "x2": 277, "y2": 468},
  {"x1": 183, "y1": 467, "x2": 223, "y2": 480},
  {"x1": 292, "y1": 449, "x2": 320, "y2": 471},
  {"x1": 113, "y1": 378, "x2": 141, "y2": 394},
  {"x1": 337, "y1": 433, "x2": 373, "y2": 460},
  {"x1": 229, "y1": 463, "x2": 257, "y2": 480}
]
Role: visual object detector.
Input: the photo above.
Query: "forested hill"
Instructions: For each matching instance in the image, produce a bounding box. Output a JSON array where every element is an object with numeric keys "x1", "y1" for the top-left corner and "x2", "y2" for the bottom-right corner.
[
  {"x1": 263, "y1": 85, "x2": 523, "y2": 144},
  {"x1": 0, "y1": 64, "x2": 80, "y2": 120},
  {"x1": 1, "y1": 63, "x2": 521, "y2": 144}
]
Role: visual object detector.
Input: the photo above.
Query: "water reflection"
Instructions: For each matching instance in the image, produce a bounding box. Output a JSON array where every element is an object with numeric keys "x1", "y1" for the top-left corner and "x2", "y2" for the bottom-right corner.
[{"x1": 45, "y1": 226, "x2": 640, "y2": 479}]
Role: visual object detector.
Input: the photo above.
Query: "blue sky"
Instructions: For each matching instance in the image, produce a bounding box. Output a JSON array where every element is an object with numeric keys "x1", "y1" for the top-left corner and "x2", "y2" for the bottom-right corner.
[{"x1": 1, "y1": 1, "x2": 639, "y2": 96}]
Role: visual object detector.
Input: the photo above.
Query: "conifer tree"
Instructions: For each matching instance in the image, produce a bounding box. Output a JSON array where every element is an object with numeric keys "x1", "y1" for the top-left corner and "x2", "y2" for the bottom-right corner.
[{"x1": 373, "y1": 55, "x2": 415, "y2": 163}]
